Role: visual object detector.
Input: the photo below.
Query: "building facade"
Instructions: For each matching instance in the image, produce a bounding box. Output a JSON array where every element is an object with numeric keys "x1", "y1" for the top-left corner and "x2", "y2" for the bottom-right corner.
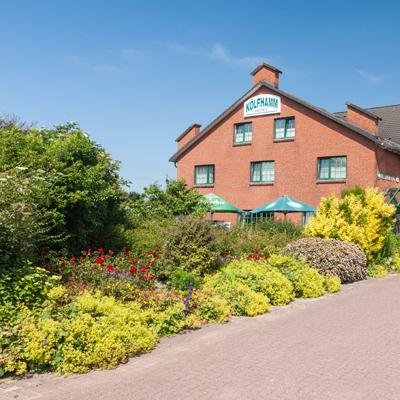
[{"x1": 170, "y1": 63, "x2": 400, "y2": 225}]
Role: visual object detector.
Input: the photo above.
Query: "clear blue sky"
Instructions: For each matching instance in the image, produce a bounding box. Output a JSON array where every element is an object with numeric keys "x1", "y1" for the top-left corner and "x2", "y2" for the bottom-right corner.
[{"x1": 1, "y1": 0, "x2": 399, "y2": 191}]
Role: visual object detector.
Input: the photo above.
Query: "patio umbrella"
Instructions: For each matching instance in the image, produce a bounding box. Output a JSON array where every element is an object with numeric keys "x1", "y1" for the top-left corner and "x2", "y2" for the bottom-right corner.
[
  {"x1": 251, "y1": 195, "x2": 316, "y2": 217},
  {"x1": 202, "y1": 193, "x2": 243, "y2": 220}
]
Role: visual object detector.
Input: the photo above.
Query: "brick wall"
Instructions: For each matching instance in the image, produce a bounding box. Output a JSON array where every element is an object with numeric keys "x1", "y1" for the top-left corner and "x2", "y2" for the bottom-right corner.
[{"x1": 175, "y1": 86, "x2": 400, "y2": 224}]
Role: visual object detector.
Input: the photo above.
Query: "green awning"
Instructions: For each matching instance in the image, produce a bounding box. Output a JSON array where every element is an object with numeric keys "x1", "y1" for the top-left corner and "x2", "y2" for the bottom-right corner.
[
  {"x1": 251, "y1": 195, "x2": 316, "y2": 214},
  {"x1": 202, "y1": 193, "x2": 243, "y2": 213}
]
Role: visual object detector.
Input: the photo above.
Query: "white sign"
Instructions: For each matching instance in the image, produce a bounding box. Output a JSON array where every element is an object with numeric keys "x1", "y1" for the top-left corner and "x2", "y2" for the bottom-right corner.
[{"x1": 244, "y1": 94, "x2": 281, "y2": 117}]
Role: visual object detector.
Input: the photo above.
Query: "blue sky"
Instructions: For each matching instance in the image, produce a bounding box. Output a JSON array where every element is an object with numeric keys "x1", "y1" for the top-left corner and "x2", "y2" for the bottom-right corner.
[{"x1": 1, "y1": 0, "x2": 399, "y2": 191}]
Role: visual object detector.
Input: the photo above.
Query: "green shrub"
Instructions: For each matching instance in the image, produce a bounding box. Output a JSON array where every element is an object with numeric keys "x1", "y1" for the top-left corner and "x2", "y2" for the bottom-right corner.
[
  {"x1": 217, "y1": 260, "x2": 294, "y2": 306},
  {"x1": 216, "y1": 219, "x2": 302, "y2": 257},
  {"x1": 169, "y1": 270, "x2": 202, "y2": 292},
  {"x1": 323, "y1": 276, "x2": 341, "y2": 293},
  {"x1": 160, "y1": 215, "x2": 220, "y2": 276},
  {"x1": 284, "y1": 237, "x2": 368, "y2": 283},
  {"x1": 368, "y1": 262, "x2": 388, "y2": 278},
  {"x1": 204, "y1": 276, "x2": 270, "y2": 317},
  {"x1": 0, "y1": 266, "x2": 61, "y2": 324},
  {"x1": 2, "y1": 292, "x2": 158, "y2": 375},
  {"x1": 305, "y1": 188, "x2": 395, "y2": 260},
  {"x1": 192, "y1": 289, "x2": 230, "y2": 323},
  {"x1": 0, "y1": 122, "x2": 127, "y2": 255},
  {"x1": 266, "y1": 254, "x2": 325, "y2": 298},
  {"x1": 122, "y1": 219, "x2": 169, "y2": 255}
]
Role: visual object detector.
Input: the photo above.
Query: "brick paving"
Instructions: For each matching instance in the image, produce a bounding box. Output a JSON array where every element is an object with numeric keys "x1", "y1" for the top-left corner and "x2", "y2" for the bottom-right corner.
[{"x1": 2, "y1": 274, "x2": 400, "y2": 400}]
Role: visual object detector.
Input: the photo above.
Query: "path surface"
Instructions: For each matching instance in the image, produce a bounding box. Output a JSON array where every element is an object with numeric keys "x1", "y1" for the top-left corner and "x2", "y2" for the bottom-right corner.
[{"x1": 2, "y1": 275, "x2": 400, "y2": 400}]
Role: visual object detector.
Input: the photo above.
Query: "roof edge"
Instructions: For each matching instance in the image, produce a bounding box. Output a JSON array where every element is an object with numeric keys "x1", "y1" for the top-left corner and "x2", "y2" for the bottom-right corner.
[{"x1": 169, "y1": 81, "x2": 399, "y2": 162}]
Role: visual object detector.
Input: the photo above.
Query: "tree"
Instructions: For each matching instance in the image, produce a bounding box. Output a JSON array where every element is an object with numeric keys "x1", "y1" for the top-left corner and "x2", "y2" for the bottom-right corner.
[
  {"x1": 127, "y1": 179, "x2": 209, "y2": 224},
  {"x1": 0, "y1": 122, "x2": 127, "y2": 254}
]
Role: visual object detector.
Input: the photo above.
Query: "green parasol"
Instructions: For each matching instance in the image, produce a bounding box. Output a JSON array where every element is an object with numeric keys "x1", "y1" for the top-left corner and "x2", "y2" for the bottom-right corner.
[
  {"x1": 202, "y1": 193, "x2": 243, "y2": 214},
  {"x1": 251, "y1": 195, "x2": 316, "y2": 215}
]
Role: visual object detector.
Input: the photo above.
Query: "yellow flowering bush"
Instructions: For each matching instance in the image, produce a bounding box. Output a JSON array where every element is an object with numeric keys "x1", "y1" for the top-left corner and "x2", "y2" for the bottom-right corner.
[
  {"x1": 204, "y1": 276, "x2": 271, "y2": 317},
  {"x1": 305, "y1": 188, "x2": 395, "y2": 259},
  {"x1": 323, "y1": 276, "x2": 341, "y2": 293},
  {"x1": 216, "y1": 260, "x2": 295, "y2": 306},
  {"x1": 266, "y1": 254, "x2": 326, "y2": 298}
]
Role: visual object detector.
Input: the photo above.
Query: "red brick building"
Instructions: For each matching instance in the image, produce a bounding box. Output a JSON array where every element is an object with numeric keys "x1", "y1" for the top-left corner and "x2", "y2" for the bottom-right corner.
[{"x1": 170, "y1": 63, "x2": 400, "y2": 225}]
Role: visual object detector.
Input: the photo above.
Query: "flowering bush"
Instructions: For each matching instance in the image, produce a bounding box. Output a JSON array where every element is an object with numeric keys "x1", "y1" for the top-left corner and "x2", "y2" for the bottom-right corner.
[
  {"x1": 284, "y1": 238, "x2": 368, "y2": 283},
  {"x1": 266, "y1": 254, "x2": 326, "y2": 298},
  {"x1": 215, "y1": 260, "x2": 295, "y2": 306},
  {"x1": 54, "y1": 247, "x2": 161, "y2": 290},
  {"x1": 324, "y1": 276, "x2": 341, "y2": 293},
  {"x1": 304, "y1": 188, "x2": 395, "y2": 259}
]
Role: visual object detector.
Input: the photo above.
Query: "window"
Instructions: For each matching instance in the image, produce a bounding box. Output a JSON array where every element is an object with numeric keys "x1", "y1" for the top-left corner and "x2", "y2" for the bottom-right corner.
[
  {"x1": 243, "y1": 211, "x2": 274, "y2": 224},
  {"x1": 317, "y1": 157, "x2": 347, "y2": 180},
  {"x1": 194, "y1": 165, "x2": 214, "y2": 185},
  {"x1": 274, "y1": 117, "x2": 295, "y2": 139},
  {"x1": 250, "y1": 161, "x2": 275, "y2": 183},
  {"x1": 234, "y1": 122, "x2": 252, "y2": 144}
]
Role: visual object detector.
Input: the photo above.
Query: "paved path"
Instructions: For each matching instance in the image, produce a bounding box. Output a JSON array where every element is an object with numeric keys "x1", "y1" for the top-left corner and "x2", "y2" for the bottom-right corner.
[{"x1": 2, "y1": 275, "x2": 400, "y2": 400}]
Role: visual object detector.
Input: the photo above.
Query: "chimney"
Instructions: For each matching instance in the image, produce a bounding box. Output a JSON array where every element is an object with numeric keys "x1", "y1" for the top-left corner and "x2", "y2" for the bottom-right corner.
[
  {"x1": 176, "y1": 123, "x2": 201, "y2": 149},
  {"x1": 251, "y1": 62, "x2": 282, "y2": 88},
  {"x1": 346, "y1": 103, "x2": 381, "y2": 135}
]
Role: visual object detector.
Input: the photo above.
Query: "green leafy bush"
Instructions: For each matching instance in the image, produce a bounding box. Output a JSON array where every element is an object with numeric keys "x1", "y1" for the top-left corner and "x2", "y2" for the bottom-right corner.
[
  {"x1": 216, "y1": 260, "x2": 294, "y2": 306},
  {"x1": 215, "y1": 219, "x2": 302, "y2": 257},
  {"x1": 204, "y1": 277, "x2": 270, "y2": 317},
  {"x1": 169, "y1": 270, "x2": 202, "y2": 292},
  {"x1": 0, "y1": 266, "x2": 61, "y2": 324},
  {"x1": 323, "y1": 276, "x2": 341, "y2": 293},
  {"x1": 192, "y1": 289, "x2": 230, "y2": 323},
  {"x1": 127, "y1": 179, "x2": 209, "y2": 223},
  {"x1": 367, "y1": 262, "x2": 388, "y2": 278},
  {"x1": 0, "y1": 122, "x2": 126, "y2": 255},
  {"x1": 160, "y1": 215, "x2": 220, "y2": 277},
  {"x1": 266, "y1": 255, "x2": 325, "y2": 298},
  {"x1": 284, "y1": 237, "x2": 368, "y2": 283}
]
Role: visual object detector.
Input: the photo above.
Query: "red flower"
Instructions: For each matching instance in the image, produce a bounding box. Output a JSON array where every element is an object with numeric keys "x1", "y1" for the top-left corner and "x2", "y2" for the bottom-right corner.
[
  {"x1": 255, "y1": 248, "x2": 260, "y2": 253},
  {"x1": 107, "y1": 264, "x2": 115, "y2": 272},
  {"x1": 80, "y1": 256, "x2": 84, "y2": 261},
  {"x1": 141, "y1": 266, "x2": 148, "y2": 273},
  {"x1": 147, "y1": 274, "x2": 155, "y2": 281},
  {"x1": 155, "y1": 247, "x2": 161, "y2": 252},
  {"x1": 96, "y1": 256, "x2": 105, "y2": 265},
  {"x1": 97, "y1": 247, "x2": 104, "y2": 254},
  {"x1": 108, "y1": 250, "x2": 114, "y2": 255},
  {"x1": 129, "y1": 267, "x2": 137, "y2": 274},
  {"x1": 132, "y1": 259, "x2": 137, "y2": 264},
  {"x1": 60, "y1": 256, "x2": 65, "y2": 261},
  {"x1": 147, "y1": 250, "x2": 154, "y2": 256},
  {"x1": 69, "y1": 259, "x2": 75, "y2": 266}
]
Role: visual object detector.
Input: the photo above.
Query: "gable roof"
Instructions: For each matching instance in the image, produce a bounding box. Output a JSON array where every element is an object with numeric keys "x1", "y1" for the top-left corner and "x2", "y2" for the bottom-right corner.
[
  {"x1": 335, "y1": 104, "x2": 400, "y2": 145},
  {"x1": 170, "y1": 81, "x2": 400, "y2": 162}
]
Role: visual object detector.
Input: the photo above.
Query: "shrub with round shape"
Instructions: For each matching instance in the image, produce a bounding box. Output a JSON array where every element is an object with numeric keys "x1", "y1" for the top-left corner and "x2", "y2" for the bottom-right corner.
[
  {"x1": 324, "y1": 276, "x2": 341, "y2": 293},
  {"x1": 192, "y1": 289, "x2": 230, "y2": 323},
  {"x1": 266, "y1": 254, "x2": 325, "y2": 298},
  {"x1": 219, "y1": 260, "x2": 294, "y2": 306},
  {"x1": 204, "y1": 276, "x2": 270, "y2": 317},
  {"x1": 160, "y1": 215, "x2": 220, "y2": 277},
  {"x1": 284, "y1": 237, "x2": 367, "y2": 283}
]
